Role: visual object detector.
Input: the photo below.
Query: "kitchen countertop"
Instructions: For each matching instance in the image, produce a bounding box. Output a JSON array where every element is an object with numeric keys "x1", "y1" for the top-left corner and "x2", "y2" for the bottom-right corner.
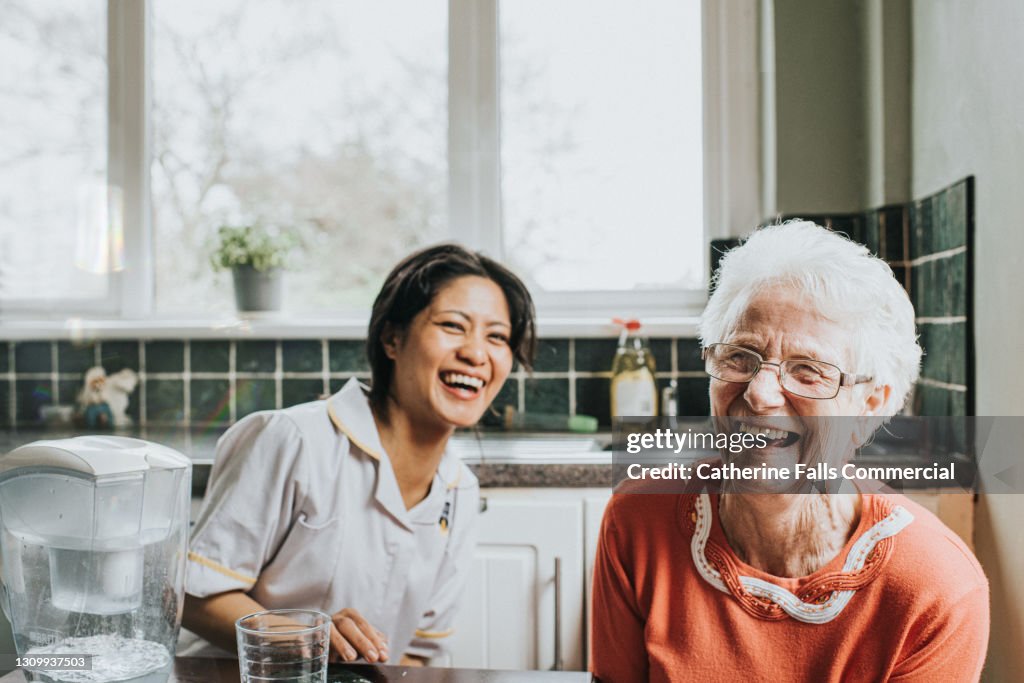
[
  {"x1": 0, "y1": 427, "x2": 615, "y2": 490},
  {"x1": 0, "y1": 657, "x2": 591, "y2": 682}
]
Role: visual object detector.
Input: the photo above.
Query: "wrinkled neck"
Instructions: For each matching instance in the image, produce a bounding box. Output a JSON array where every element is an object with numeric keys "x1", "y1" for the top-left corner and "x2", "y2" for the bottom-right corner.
[{"x1": 717, "y1": 492, "x2": 861, "y2": 578}]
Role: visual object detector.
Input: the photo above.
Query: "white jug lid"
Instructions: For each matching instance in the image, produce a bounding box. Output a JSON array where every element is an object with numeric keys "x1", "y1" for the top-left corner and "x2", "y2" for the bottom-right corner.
[{"x1": 0, "y1": 436, "x2": 190, "y2": 477}]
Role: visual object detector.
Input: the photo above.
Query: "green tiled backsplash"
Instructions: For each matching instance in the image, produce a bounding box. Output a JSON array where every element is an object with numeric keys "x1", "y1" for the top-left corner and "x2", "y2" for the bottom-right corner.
[
  {"x1": 0, "y1": 338, "x2": 710, "y2": 429},
  {"x1": 0, "y1": 179, "x2": 972, "y2": 426}
]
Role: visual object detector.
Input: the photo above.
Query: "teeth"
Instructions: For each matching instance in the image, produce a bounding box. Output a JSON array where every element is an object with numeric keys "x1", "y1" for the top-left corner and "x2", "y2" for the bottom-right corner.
[
  {"x1": 738, "y1": 422, "x2": 791, "y2": 441},
  {"x1": 442, "y1": 372, "x2": 484, "y2": 389}
]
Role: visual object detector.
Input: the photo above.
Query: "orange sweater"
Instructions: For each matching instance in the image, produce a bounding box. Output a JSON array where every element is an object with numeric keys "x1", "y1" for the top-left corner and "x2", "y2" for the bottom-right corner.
[{"x1": 591, "y1": 492, "x2": 988, "y2": 682}]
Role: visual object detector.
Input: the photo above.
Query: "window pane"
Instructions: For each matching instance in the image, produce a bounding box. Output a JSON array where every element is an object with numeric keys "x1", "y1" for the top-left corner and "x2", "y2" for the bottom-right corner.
[
  {"x1": 500, "y1": 0, "x2": 703, "y2": 292},
  {"x1": 0, "y1": 1, "x2": 110, "y2": 302},
  {"x1": 152, "y1": 0, "x2": 448, "y2": 314}
]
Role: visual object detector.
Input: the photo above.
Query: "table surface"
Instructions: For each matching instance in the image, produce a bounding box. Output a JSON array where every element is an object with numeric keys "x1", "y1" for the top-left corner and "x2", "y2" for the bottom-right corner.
[{"x1": 0, "y1": 657, "x2": 592, "y2": 682}]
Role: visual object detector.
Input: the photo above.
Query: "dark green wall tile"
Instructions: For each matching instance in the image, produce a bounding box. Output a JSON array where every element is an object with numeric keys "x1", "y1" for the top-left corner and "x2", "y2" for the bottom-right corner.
[
  {"x1": 880, "y1": 206, "x2": 906, "y2": 262},
  {"x1": 914, "y1": 384, "x2": 953, "y2": 416},
  {"x1": 57, "y1": 379, "x2": 81, "y2": 407},
  {"x1": 575, "y1": 377, "x2": 611, "y2": 426},
  {"x1": 126, "y1": 386, "x2": 141, "y2": 422},
  {"x1": 676, "y1": 339, "x2": 703, "y2": 372},
  {"x1": 942, "y1": 180, "x2": 969, "y2": 251},
  {"x1": 913, "y1": 384, "x2": 968, "y2": 417},
  {"x1": 101, "y1": 341, "x2": 139, "y2": 374},
  {"x1": 237, "y1": 379, "x2": 277, "y2": 416},
  {"x1": 650, "y1": 339, "x2": 671, "y2": 374},
  {"x1": 524, "y1": 378, "x2": 569, "y2": 415},
  {"x1": 146, "y1": 379, "x2": 184, "y2": 423},
  {"x1": 493, "y1": 377, "x2": 518, "y2": 411},
  {"x1": 830, "y1": 214, "x2": 864, "y2": 244},
  {"x1": 328, "y1": 340, "x2": 368, "y2": 373},
  {"x1": 191, "y1": 379, "x2": 231, "y2": 425},
  {"x1": 890, "y1": 266, "x2": 908, "y2": 294},
  {"x1": 282, "y1": 378, "x2": 324, "y2": 407},
  {"x1": 57, "y1": 342, "x2": 96, "y2": 375},
  {"x1": 237, "y1": 341, "x2": 277, "y2": 373},
  {"x1": 145, "y1": 341, "x2": 184, "y2": 373},
  {"x1": 911, "y1": 183, "x2": 968, "y2": 257},
  {"x1": 951, "y1": 390, "x2": 967, "y2": 417},
  {"x1": 481, "y1": 378, "x2": 518, "y2": 428},
  {"x1": 282, "y1": 340, "x2": 322, "y2": 373},
  {"x1": 912, "y1": 252, "x2": 966, "y2": 317},
  {"x1": 191, "y1": 341, "x2": 230, "y2": 373},
  {"x1": 0, "y1": 380, "x2": 10, "y2": 427},
  {"x1": 533, "y1": 339, "x2": 569, "y2": 372},
  {"x1": 909, "y1": 197, "x2": 933, "y2": 260},
  {"x1": 861, "y1": 210, "x2": 880, "y2": 255},
  {"x1": 16, "y1": 379, "x2": 52, "y2": 424},
  {"x1": 919, "y1": 322, "x2": 967, "y2": 386},
  {"x1": 15, "y1": 341, "x2": 51, "y2": 373},
  {"x1": 928, "y1": 182, "x2": 968, "y2": 253},
  {"x1": 574, "y1": 339, "x2": 618, "y2": 373},
  {"x1": 677, "y1": 378, "x2": 710, "y2": 416},
  {"x1": 0, "y1": 342, "x2": 8, "y2": 373}
]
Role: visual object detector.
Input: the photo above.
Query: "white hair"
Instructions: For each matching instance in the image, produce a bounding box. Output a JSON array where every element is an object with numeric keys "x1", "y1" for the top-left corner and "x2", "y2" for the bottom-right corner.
[{"x1": 698, "y1": 220, "x2": 922, "y2": 413}]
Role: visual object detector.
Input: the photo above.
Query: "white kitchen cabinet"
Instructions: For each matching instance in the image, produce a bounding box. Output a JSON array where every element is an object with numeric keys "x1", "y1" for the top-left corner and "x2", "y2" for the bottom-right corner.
[{"x1": 447, "y1": 488, "x2": 607, "y2": 671}]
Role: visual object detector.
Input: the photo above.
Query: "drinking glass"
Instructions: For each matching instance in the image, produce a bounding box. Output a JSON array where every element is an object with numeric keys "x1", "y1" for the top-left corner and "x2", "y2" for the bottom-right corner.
[{"x1": 236, "y1": 608, "x2": 331, "y2": 683}]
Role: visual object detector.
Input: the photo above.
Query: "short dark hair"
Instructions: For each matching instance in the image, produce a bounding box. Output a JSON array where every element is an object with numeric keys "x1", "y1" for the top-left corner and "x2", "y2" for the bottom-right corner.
[{"x1": 366, "y1": 244, "x2": 536, "y2": 417}]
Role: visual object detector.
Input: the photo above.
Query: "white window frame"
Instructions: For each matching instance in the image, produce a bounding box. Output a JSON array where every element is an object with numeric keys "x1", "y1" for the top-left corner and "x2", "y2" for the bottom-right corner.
[
  {"x1": 5, "y1": 0, "x2": 764, "y2": 325},
  {"x1": 450, "y1": 0, "x2": 765, "y2": 320}
]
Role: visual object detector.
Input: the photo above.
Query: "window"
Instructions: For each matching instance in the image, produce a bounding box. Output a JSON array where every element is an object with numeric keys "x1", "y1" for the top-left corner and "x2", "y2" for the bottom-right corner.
[
  {"x1": 499, "y1": 0, "x2": 704, "y2": 298},
  {"x1": 2, "y1": 1, "x2": 715, "y2": 319},
  {"x1": 0, "y1": 1, "x2": 113, "y2": 311},
  {"x1": 151, "y1": 0, "x2": 448, "y2": 314}
]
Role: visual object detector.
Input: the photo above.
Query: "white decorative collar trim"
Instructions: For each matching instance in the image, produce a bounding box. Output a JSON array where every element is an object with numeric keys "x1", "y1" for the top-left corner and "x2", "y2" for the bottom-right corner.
[{"x1": 690, "y1": 493, "x2": 914, "y2": 624}]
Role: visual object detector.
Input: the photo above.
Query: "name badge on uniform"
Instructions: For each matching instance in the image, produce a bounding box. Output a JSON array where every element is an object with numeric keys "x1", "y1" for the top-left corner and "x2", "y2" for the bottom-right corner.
[{"x1": 438, "y1": 500, "x2": 451, "y2": 534}]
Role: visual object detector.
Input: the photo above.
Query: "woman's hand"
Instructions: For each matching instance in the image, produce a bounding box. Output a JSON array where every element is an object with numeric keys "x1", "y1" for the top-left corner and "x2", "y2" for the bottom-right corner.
[{"x1": 329, "y1": 608, "x2": 389, "y2": 663}]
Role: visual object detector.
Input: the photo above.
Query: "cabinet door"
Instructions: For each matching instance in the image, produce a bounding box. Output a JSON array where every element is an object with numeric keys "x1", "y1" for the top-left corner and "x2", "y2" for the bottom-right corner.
[{"x1": 447, "y1": 494, "x2": 584, "y2": 671}]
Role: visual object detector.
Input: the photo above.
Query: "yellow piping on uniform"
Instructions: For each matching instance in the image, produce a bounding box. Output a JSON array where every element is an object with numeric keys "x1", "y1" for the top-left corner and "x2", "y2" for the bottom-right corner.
[
  {"x1": 187, "y1": 551, "x2": 258, "y2": 585},
  {"x1": 327, "y1": 401, "x2": 382, "y2": 461},
  {"x1": 414, "y1": 628, "x2": 454, "y2": 639},
  {"x1": 446, "y1": 466, "x2": 463, "y2": 490}
]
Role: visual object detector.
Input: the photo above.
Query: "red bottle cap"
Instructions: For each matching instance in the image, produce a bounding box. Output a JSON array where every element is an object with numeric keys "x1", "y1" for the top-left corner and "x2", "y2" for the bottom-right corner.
[{"x1": 612, "y1": 318, "x2": 642, "y2": 331}]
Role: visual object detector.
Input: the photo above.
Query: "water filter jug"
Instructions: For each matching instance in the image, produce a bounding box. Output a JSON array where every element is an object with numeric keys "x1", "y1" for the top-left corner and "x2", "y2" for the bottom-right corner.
[{"x1": 0, "y1": 436, "x2": 190, "y2": 682}]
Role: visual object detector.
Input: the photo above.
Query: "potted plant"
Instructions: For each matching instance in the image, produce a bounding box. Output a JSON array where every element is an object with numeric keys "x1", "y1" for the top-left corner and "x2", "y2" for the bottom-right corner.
[{"x1": 211, "y1": 225, "x2": 295, "y2": 315}]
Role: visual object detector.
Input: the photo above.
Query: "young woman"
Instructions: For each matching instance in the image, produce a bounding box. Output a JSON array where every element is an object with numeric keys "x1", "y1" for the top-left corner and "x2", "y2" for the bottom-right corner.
[{"x1": 181, "y1": 244, "x2": 536, "y2": 666}]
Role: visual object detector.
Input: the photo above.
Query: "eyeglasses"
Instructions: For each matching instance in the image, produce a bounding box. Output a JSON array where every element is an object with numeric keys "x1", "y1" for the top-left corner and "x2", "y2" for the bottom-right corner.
[{"x1": 701, "y1": 343, "x2": 873, "y2": 400}]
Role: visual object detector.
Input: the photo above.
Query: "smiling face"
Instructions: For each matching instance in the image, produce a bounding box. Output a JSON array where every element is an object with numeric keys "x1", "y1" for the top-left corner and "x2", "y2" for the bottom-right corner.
[
  {"x1": 710, "y1": 285, "x2": 888, "y2": 478},
  {"x1": 384, "y1": 275, "x2": 514, "y2": 433}
]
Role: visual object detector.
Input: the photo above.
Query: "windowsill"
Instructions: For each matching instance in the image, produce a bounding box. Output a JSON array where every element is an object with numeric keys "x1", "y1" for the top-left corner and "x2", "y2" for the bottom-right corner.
[{"x1": 0, "y1": 315, "x2": 702, "y2": 340}]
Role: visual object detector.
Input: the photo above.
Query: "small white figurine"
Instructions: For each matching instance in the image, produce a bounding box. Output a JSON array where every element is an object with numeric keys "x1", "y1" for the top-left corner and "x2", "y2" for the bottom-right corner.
[{"x1": 76, "y1": 366, "x2": 139, "y2": 428}]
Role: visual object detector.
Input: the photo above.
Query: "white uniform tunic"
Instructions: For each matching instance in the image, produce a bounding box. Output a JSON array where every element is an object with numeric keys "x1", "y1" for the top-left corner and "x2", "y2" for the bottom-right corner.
[{"x1": 181, "y1": 378, "x2": 480, "y2": 660}]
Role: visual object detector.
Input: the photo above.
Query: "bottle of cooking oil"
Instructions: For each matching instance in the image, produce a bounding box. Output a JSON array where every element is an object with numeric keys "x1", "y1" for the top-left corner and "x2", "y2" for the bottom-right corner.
[{"x1": 610, "y1": 319, "x2": 658, "y2": 417}]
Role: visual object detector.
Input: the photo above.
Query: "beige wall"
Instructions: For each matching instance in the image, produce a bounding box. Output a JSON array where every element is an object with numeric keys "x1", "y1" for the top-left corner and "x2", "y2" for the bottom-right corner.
[
  {"x1": 771, "y1": 0, "x2": 912, "y2": 214},
  {"x1": 911, "y1": 0, "x2": 1024, "y2": 679},
  {"x1": 772, "y1": 0, "x2": 869, "y2": 214}
]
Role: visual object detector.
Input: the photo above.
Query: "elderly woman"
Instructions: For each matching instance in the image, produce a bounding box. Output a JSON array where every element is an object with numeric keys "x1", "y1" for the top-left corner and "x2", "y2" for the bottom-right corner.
[{"x1": 591, "y1": 222, "x2": 988, "y2": 682}]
